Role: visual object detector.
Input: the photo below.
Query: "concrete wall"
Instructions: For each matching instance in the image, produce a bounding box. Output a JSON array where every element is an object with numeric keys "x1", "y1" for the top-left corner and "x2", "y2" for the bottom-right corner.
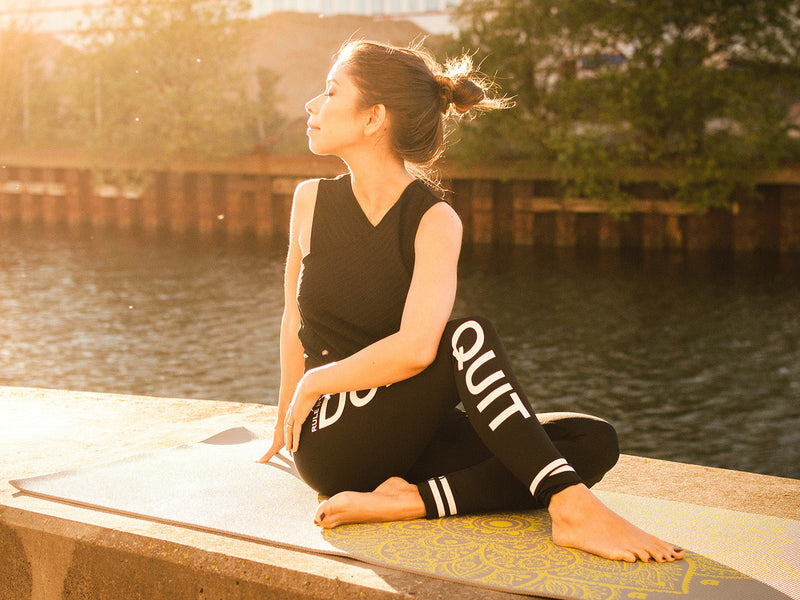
[
  {"x1": 2, "y1": 386, "x2": 799, "y2": 600},
  {"x1": 2, "y1": 152, "x2": 799, "y2": 251}
]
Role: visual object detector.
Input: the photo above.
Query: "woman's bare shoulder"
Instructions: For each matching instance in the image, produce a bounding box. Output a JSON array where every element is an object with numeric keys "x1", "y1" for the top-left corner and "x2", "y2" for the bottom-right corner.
[
  {"x1": 291, "y1": 178, "x2": 320, "y2": 222},
  {"x1": 294, "y1": 178, "x2": 320, "y2": 205},
  {"x1": 419, "y1": 200, "x2": 462, "y2": 241}
]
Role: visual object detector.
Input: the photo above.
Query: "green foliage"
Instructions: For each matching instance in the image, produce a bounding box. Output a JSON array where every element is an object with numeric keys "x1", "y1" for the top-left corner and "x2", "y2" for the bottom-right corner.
[
  {"x1": 250, "y1": 65, "x2": 289, "y2": 153},
  {"x1": 54, "y1": 0, "x2": 283, "y2": 174},
  {"x1": 449, "y1": 0, "x2": 800, "y2": 211},
  {"x1": 0, "y1": 23, "x2": 62, "y2": 148}
]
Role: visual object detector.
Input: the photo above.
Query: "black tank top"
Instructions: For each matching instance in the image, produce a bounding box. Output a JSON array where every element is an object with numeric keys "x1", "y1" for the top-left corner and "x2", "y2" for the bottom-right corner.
[{"x1": 297, "y1": 174, "x2": 443, "y2": 368}]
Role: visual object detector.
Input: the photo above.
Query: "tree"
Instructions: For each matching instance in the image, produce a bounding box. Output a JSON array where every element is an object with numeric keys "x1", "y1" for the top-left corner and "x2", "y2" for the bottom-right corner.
[
  {"x1": 0, "y1": 22, "x2": 61, "y2": 148},
  {"x1": 450, "y1": 0, "x2": 800, "y2": 210},
  {"x1": 249, "y1": 64, "x2": 290, "y2": 154},
  {"x1": 58, "y1": 0, "x2": 282, "y2": 175}
]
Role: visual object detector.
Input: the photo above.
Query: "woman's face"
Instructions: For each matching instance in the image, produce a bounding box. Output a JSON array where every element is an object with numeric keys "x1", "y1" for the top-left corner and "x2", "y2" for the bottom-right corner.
[{"x1": 305, "y1": 63, "x2": 370, "y2": 157}]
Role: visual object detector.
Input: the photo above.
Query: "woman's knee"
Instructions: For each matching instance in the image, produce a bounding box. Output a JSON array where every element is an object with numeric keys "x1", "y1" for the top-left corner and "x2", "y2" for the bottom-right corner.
[
  {"x1": 540, "y1": 412, "x2": 619, "y2": 483},
  {"x1": 444, "y1": 316, "x2": 502, "y2": 364},
  {"x1": 594, "y1": 417, "x2": 620, "y2": 471},
  {"x1": 446, "y1": 316, "x2": 498, "y2": 339},
  {"x1": 582, "y1": 416, "x2": 619, "y2": 482}
]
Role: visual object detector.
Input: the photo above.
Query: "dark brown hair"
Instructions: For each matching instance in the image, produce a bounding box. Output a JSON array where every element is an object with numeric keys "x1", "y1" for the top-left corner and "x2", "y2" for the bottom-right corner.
[{"x1": 335, "y1": 40, "x2": 506, "y2": 186}]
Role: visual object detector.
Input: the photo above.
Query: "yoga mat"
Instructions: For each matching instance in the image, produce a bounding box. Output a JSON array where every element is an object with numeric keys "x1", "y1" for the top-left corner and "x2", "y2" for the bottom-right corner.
[{"x1": 10, "y1": 427, "x2": 798, "y2": 600}]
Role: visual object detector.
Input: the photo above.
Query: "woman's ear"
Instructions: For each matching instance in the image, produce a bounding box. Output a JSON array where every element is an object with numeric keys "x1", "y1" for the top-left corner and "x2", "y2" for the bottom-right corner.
[{"x1": 363, "y1": 104, "x2": 387, "y2": 137}]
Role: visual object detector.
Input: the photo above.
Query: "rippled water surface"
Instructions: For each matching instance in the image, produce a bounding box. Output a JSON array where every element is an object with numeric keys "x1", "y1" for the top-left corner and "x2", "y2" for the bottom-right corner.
[{"x1": 2, "y1": 226, "x2": 798, "y2": 478}]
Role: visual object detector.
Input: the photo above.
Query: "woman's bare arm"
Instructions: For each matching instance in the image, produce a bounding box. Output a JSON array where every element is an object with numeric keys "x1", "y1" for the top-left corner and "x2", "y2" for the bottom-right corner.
[{"x1": 259, "y1": 179, "x2": 318, "y2": 462}]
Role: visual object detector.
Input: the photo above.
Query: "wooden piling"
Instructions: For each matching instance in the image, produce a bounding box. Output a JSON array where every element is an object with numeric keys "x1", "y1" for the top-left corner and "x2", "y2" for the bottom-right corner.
[{"x1": 0, "y1": 151, "x2": 798, "y2": 252}]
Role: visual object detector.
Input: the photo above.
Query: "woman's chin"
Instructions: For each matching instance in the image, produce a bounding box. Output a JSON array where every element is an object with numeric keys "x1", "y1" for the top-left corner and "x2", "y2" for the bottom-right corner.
[{"x1": 307, "y1": 143, "x2": 333, "y2": 158}]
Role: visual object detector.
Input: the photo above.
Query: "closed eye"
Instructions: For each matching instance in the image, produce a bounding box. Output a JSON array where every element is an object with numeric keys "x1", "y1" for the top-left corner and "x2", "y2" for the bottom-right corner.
[{"x1": 323, "y1": 78, "x2": 339, "y2": 97}]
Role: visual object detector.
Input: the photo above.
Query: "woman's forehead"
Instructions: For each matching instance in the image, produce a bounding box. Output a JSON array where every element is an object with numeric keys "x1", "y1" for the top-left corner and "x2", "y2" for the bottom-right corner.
[{"x1": 326, "y1": 62, "x2": 347, "y2": 84}]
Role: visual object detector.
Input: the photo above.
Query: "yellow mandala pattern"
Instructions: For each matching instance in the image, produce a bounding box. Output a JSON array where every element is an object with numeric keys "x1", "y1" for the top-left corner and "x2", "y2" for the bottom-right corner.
[{"x1": 322, "y1": 510, "x2": 790, "y2": 599}]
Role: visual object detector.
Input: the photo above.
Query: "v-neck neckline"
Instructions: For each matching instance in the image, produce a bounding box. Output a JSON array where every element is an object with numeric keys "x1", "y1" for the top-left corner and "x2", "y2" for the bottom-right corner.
[{"x1": 347, "y1": 175, "x2": 418, "y2": 229}]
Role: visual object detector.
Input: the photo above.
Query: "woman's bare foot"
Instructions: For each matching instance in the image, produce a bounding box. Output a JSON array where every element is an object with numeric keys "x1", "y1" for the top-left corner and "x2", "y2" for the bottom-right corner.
[
  {"x1": 314, "y1": 477, "x2": 425, "y2": 528},
  {"x1": 549, "y1": 484, "x2": 685, "y2": 563}
]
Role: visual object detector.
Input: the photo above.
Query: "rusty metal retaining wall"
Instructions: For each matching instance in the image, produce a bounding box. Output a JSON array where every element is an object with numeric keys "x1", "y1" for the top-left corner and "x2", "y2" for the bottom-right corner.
[{"x1": 2, "y1": 152, "x2": 799, "y2": 252}]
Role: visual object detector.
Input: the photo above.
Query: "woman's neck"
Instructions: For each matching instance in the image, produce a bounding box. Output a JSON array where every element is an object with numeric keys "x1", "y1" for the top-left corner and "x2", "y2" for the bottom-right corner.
[{"x1": 343, "y1": 151, "x2": 415, "y2": 226}]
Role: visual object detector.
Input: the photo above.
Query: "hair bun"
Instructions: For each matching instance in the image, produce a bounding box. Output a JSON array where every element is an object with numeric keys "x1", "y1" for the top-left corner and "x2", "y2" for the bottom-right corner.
[
  {"x1": 436, "y1": 74, "x2": 485, "y2": 115},
  {"x1": 435, "y1": 75, "x2": 456, "y2": 114}
]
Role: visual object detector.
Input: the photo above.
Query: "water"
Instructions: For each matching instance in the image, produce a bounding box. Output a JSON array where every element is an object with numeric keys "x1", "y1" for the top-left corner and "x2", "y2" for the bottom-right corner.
[{"x1": 1, "y1": 226, "x2": 798, "y2": 479}]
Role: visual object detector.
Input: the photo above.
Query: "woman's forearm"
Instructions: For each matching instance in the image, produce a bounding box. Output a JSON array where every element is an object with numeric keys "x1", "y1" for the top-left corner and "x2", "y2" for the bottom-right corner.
[
  {"x1": 300, "y1": 326, "x2": 441, "y2": 400},
  {"x1": 276, "y1": 310, "x2": 305, "y2": 420}
]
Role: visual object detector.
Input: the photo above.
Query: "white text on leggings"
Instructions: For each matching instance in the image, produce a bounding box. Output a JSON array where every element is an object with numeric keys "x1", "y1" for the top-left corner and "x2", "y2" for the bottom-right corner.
[
  {"x1": 311, "y1": 387, "x2": 378, "y2": 431},
  {"x1": 451, "y1": 320, "x2": 531, "y2": 431}
]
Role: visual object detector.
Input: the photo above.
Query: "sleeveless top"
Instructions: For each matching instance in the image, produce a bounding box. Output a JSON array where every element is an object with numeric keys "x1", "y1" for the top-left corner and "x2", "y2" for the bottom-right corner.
[{"x1": 297, "y1": 173, "x2": 444, "y2": 368}]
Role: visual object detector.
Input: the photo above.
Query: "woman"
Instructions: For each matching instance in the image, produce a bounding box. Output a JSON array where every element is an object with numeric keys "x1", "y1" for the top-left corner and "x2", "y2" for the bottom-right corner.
[{"x1": 259, "y1": 40, "x2": 684, "y2": 564}]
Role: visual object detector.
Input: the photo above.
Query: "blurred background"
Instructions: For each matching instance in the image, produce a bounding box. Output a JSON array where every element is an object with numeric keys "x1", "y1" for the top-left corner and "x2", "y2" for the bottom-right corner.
[{"x1": 1, "y1": 1, "x2": 798, "y2": 479}]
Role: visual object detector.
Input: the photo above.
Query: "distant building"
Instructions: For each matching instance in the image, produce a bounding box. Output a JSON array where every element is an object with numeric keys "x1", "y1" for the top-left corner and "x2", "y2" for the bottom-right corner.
[
  {"x1": 0, "y1": 0, "x2": 459, "y2": 36},
  {"x1": 251, "y1": 0, "x2": 458, "y2": 33},
  {"x1": 252, "y1": 0, "x2": 449, "y2": 15}
]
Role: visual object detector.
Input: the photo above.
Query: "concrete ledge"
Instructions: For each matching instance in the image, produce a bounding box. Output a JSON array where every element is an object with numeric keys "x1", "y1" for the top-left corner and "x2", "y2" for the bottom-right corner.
[{"x1": 2, "y1": 386, "x2": 798, "y2": 599}]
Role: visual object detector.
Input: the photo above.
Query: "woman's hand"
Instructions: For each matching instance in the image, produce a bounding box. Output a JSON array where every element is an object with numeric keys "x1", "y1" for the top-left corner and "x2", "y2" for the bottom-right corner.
[
  {"x1": 258, "y1": 366, "x2": 323, "y2": 462},
  {"x1": 257, "y1": 421, "x2": 286, "y2": 464},
  {"x1": 259, "y1": 178, "x2": 316, "y2": 464},
  {"x1": 284, "y1": 369, "x2": 324, "y2": 453}
]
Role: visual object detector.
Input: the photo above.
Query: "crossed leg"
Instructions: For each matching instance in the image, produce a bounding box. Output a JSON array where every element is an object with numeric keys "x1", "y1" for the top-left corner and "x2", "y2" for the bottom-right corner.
[
  {"x1": 300, "y1": 317, "x2": 684, "y2": 563},
  {"x1": 314, "y1": 480, "x2": 684, "y2": 563}
]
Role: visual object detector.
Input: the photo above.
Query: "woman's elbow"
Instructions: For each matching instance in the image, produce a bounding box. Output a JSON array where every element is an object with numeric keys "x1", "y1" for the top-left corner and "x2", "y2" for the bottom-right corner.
[{"x1": 401, "y1": 337, "x2": 439, "y2": 376}]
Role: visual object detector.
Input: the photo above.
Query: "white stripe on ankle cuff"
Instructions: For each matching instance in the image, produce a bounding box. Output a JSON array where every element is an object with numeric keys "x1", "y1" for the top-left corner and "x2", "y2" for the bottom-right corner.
[
  {"x1": 549, "y1": 465, "x2": 575, "y2": 478},
  {"x1": 529, "y1": 458, "x2": 569, "y2": 497},
  {"x1": 428, "y1": 479, "x2": 445, "y2": 517},
  {"x1": 439, "y1": 477, "x2": 457, "y2": 516}
]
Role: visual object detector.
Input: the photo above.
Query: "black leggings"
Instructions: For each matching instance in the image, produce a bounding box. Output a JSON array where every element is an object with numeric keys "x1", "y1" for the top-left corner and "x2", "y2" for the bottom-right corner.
[{"x1": 293, "y1": 317, "x2": 619, "y2": 519}]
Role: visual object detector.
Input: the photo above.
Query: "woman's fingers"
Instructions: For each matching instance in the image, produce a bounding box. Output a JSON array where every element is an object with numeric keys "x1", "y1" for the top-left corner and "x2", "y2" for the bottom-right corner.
[
  {"x1": 258, "y1": 433, "x2": 284, "y2": 463},
  {"x1": 284, "y1": 391, "x2": 317, "y2": 453},
  {"x1": 292, "y1": 421, "x2": 302, "y2": 452},
  {"x1": 284, "y1": 418, "x2": 293, "y2": 452},
  {"x1": 284, "y1": 416, "x2": 303, "y2": 453},
  {"x1": 257, "y1": 448, "x2": 276, "y2": 463}
]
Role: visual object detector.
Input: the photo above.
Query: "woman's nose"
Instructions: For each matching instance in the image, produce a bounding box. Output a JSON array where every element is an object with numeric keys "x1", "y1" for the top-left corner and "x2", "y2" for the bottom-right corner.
[{"x1": 305, "y1": 95, "x2": 320, "y2": 115}]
